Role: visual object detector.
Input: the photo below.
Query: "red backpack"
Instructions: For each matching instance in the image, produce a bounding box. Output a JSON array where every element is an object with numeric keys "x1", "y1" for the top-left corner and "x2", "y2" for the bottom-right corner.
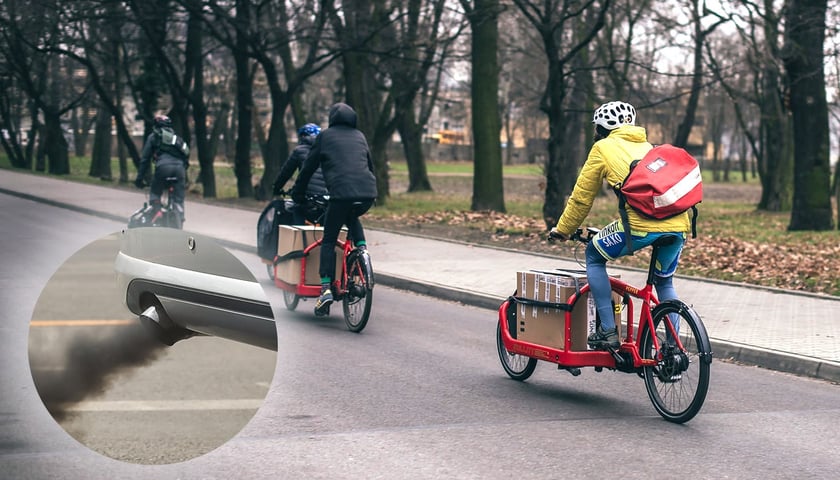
[{"x1": 615, "y1": 144, "x2": 702, "y2": 250}]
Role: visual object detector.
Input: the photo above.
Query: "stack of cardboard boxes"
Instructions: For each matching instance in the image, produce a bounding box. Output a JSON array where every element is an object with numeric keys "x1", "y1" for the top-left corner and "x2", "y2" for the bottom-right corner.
[
  {"x1": 275, "y1": 225, "x2": 346, "y2": 285},
  {"x1": 513, "y1": 270, "x2": 622, "y2": 351}
]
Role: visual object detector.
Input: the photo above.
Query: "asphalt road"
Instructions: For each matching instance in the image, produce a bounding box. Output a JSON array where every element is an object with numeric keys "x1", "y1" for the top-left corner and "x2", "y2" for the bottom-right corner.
[{"x1": 2, "y1": 192, "x2": 839, "y2": 479}]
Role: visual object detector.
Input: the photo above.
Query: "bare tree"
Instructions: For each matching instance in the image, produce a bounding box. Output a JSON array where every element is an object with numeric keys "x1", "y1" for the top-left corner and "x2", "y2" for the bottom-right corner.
[
  {"x1": 390, "y1": 0, "x2": 463, "y2": 193},
  {"x1": 671, "y1": 0, "x2": 727, "y2": 148},
  {"x1": 511, "y1": 0, "x2": 610, "y2": 227},
  {"x1": 0, "y1": 0, "x2": 77, "y2": 175},
  {"x1": 706, "y1": 1, "x2": 793, "y2": 211}
]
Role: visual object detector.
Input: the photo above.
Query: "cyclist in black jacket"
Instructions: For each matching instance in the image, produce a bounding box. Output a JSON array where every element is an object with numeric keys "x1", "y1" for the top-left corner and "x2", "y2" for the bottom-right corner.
[
  {"x1": 272, "y1": 123, "x2": 328, "y2": 224},
  {"x1": 135, "y1": 115, "x2": 189, "y2": 223},
  {"x1": 292, "y1": 102, "x2": 377, "y2": 316}
]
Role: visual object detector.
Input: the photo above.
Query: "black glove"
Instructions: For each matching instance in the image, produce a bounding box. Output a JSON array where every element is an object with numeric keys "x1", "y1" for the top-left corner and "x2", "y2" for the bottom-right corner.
[
  {"x1": 547, "y1": 228, "x2": 568, "y2": 242},
  {"x1": 290, "y1": 187, "x2": 305, "y2": 204},
  {"x1": 134, "y1": 177, "x2": 146, "y2": 189}
]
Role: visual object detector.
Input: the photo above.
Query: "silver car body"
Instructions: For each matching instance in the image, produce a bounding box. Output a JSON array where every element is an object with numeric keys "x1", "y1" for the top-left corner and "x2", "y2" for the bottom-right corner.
[{"x1": 114, "y1": 227, "x2": 277, "y2": 351}]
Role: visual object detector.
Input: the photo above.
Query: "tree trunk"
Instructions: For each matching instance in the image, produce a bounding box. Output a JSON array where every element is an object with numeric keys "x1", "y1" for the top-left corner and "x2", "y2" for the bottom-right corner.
[
  {"x1": 254, "y1": 61, "x2": 291, "y2": 202},
  {"x1": 757, "y1": 66, "x2": 793, "y2": 211},
  {"x1": 90, "y1": 109, "x2": 113, "y2": 179},
  {"x1": 232, "y1": 0, "x2": 254, "y2": 199},
  {"x1": 27, "y1": 105, "x2": 39, "y2": 170},
  {"x1": 397, "y1": 105, "x2": 432, "y2": 192},
  {"x1": 468, "y1": 0, "x2": 504, "y2": 212},
  {"x1": 783, "y1": 0, "x2": 833, "y2": 230},
  {"x1": 43, "y1": 109, "x2": 69, "y2": 175}
]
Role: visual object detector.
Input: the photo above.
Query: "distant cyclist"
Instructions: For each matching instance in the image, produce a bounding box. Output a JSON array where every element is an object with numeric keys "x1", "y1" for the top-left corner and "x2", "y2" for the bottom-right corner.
[
  {"x1": 291, "y1": 103, "x2": 377, "y2": 316},
  {"x1": 272, "y1": 123, "x2": 328, "y2": 224},
  {"x1": 135, "y1": 114, "x2": 190, "y2": 223},
  {"x1": 549, "y1": 101, "x2": 691, "y2": 348}
]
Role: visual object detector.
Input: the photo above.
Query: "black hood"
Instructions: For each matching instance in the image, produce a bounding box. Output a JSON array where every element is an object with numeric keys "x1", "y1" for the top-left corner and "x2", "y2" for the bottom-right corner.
[{"x1": 328, "y1": 103, "x2": 357, "y2": 128}]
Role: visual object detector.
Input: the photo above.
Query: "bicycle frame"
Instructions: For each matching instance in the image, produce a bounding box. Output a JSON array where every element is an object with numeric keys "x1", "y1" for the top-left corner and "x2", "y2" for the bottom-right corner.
[
  {"x1": 273, "y1": 234, "x2": 353, "y2": 298},
  {"x1": 498, "y1": 275, "x2": 684, "y2": 371}
]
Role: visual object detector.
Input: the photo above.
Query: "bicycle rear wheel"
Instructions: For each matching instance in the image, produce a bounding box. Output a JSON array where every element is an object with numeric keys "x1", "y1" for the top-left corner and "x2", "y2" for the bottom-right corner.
[
  {"x1": 342, "y1": 249, "x2": 373, "y2": 332},
  {"x1": 640, "y1": 300, "x2": 712, "y2": 423}
]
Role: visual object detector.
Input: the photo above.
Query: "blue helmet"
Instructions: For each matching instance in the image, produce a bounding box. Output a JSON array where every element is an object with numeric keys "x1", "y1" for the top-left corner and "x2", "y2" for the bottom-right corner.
[{"x1": 297, "y1": 123, "x2": 321, "y2": 139}]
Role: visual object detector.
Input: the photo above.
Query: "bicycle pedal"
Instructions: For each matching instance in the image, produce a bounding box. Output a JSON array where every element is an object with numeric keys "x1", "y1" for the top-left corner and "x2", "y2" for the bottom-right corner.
[{"x1": 559, "y1": 366, "x2": 581, "y2": 376}]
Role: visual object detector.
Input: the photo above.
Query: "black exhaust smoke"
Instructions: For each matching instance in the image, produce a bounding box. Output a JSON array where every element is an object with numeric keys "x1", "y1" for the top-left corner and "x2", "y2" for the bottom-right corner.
[{"x1": 30, "y1": 318, "x2": 167, "y2": 422}]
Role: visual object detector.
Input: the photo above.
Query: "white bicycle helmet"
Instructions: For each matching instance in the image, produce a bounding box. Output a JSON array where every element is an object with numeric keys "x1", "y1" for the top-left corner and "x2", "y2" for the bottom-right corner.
[{"x1": 592, "y1": 101, "x2": 636, "y2": 130}]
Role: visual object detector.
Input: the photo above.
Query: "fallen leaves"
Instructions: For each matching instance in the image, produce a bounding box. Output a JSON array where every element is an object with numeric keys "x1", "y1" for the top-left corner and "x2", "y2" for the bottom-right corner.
[{"x1": 368, "y1": 210, "x2": 840, "y2": 297}]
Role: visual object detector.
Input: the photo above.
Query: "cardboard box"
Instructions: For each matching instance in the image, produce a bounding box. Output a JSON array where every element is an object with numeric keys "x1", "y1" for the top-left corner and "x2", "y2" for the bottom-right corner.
[
  {"x1": 514, "y1": 270, "x2": 622, "y2": 351},
  {"x1": 276, "y1": 225, "x2": 346, "y2": 285}
]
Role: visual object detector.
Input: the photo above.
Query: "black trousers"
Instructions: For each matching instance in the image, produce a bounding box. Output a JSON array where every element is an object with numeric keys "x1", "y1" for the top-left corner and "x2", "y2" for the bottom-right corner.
[
  {"x1": 150, "y1": 159, "x2": 186, "y2": 217},
  {"x1": 319, "y1": 198, "x2": 374, "y2": 282}
]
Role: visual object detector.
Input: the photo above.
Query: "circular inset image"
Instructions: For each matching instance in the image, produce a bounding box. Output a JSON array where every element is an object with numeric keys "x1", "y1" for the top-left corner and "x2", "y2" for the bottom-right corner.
[{"x1": 28, "y1": 228, "x2": 277, "y2": 464}]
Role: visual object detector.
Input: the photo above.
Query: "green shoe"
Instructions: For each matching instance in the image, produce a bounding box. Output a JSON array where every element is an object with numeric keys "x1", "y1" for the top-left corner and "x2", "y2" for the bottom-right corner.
[{"x1": 588, "y1": 326, "x2": 619, "y2": 349}]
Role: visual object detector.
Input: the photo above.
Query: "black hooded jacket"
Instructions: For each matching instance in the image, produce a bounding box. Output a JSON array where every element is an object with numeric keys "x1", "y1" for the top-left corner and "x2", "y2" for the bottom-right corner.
[
  {"x1": 293, "y1": 103, "x2": 377, "y2": 201},
  {"x1": 273, "y1": 135, "x2": 328, "y2": 196}
]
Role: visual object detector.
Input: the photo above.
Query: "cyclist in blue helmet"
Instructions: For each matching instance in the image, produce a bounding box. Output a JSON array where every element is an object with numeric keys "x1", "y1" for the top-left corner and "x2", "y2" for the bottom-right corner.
[{"x1": 272, "y1": 123, "x2": 328, "y2": 224}]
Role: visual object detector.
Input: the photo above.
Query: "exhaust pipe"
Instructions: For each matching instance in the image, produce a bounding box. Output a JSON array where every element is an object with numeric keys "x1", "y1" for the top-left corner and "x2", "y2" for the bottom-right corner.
[{"x1": 139, "y1": 305, "x2": 200, "y2": 346}]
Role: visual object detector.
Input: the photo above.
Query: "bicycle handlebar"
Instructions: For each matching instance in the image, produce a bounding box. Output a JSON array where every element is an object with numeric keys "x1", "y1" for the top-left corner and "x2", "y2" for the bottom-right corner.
[
  {"x1": 548, "y1": 227, "x2": 600, "y2": 244},
  {"x1": 275, "y1": 190, "x2": 329, "y2": 205}
]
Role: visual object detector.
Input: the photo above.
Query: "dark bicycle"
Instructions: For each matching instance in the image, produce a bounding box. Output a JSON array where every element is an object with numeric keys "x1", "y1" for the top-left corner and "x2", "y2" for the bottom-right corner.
[{"x1": 128, "y1": 176, "x2": 183, "y2": 229}]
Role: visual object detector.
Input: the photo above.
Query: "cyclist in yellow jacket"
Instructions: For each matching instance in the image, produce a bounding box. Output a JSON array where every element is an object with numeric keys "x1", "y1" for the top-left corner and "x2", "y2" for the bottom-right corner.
[{"x1": 550, "y1": 101, "x2": 691, "y2": 348}]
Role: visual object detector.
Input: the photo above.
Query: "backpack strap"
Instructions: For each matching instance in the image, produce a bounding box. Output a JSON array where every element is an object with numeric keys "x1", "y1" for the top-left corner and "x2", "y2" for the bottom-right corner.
[
  {"x1": 614, "y1": 158, "x2": 640, "y2": 255},
  {"x1": 617, "y1": 192, "x2": 634, "y2": 254},
  {"x1": 690, "y1": 205, "x2": 698, "y2": 239}
]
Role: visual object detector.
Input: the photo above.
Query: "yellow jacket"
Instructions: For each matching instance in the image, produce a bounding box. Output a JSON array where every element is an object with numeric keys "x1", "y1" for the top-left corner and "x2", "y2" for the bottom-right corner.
[{"x1": 554, "y1": 125, "x2": 691, "y2": 236}]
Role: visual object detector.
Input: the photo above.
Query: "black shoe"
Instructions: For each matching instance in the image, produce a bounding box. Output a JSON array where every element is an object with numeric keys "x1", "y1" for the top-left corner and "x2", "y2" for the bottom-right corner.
[
  {"x1": 588, "y1": 326, "x2": 619, "y2": 349},
  {"x1": 314, "y1": 287, "x2": 333, "y2": 316}
]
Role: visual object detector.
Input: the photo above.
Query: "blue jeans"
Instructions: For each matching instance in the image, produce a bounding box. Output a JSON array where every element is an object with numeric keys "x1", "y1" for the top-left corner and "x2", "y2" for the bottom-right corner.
[{"x1": 585, "y1": 220, "x2": 685, "y2": 331}]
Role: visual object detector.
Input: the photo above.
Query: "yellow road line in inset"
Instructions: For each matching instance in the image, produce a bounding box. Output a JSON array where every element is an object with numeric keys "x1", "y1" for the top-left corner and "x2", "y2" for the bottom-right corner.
[
  {"x1": 30, "y1": 319, "x2": 134, "y2": 327},
  {"x1": 64, "y1": 399, "x2": 265, "y2": 412}
]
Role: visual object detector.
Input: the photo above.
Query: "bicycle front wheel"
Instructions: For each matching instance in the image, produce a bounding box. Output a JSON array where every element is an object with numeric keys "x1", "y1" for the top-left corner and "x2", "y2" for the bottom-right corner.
[
  {"x1": 496, "y1": 323, "x2": 537, "y2": 381},
  {"x1": 342, "y1": 249, "x2": 373, "y2": 332},
  {"x1": 282, "y1": 289, "x2": 299, "y2": 311},
  {"x1": 640, "y1": 300, "x2": 712, "y2": 424}
]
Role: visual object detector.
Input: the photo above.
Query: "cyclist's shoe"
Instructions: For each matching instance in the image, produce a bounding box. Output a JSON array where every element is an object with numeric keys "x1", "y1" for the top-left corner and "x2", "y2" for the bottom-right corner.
[
  {"x1": 588, "y1": 326, "x2": 619, "y2": 349},
  {"x1": 314, "y1": 287, "x2": 333, "y2": 317}
]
